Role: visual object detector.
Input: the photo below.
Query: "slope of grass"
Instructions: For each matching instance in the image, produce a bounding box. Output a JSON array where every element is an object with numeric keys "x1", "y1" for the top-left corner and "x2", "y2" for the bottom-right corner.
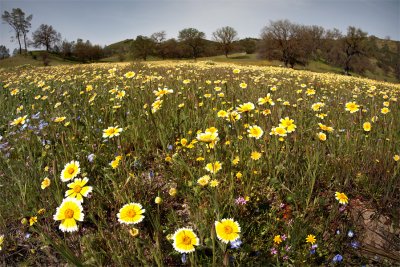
[{"x1": 0, "y1": 52, "x2": 76, "y2": 68}]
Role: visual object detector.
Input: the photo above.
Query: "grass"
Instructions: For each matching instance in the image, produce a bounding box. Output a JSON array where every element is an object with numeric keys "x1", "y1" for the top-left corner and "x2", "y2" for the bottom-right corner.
[
  {"x1": 0, "y1": 61, "x2": 399, "y2": 266},
  {"x1": 0, "y1": 51, "x2": 76, "y2": 68}
]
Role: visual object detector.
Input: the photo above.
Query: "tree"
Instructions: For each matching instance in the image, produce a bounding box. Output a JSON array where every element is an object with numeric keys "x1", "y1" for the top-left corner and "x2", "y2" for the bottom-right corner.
[
  {"x1": 132, "y1": 35, "x2": 155, "y2": 60},
  {"x1": 2, "y1": 8, "x2": 33, "y2": 54},
  {"x1": 32, "y1": 24, "x2": 61, "y2": 51},
  {"x1": 237, "y1": 38, "x2": 258, "y2": 54},
  {"x1": 341, "y1": 26, "x2": 369, "y2": 75},
  {"x1": 151, "y1": 31, "x2": 167, "y2": 59},
  {"x1": 213, "y1": 26, "x2": 238, "y2": 57},
  {"x1": 178, "y1": 28, "x2": 206, "y2": 59},
  {"x1": 259, "y1": 20, "x2": 312, "y2": 68},
  {"x1": 0, "y1": 45, "x2": 10, "y2": 59}
]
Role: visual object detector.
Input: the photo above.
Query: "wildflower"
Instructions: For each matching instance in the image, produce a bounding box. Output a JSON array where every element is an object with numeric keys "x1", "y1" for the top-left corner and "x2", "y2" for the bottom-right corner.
[
  {"x1": 239, "y1": 82, "x2": 247, "y2": 89},
  {"x1": 37, "y1": 208, "x2": 46, "y2": 215},
  {"x1": 41, "y1": 177, "x2": 50, "y2": 189},
  {"x1": 235, "y1": 197, "x2": 247, "y2": 205},
  {"x1": 311, "y1": 102, "x2": 325, "y2": 111},
  {"x1": 335, "y1": 192, "x2": 348, "y2": 204},
  {"x1": 87, "y1": 153, "x2": 95, "y2": 163},
  {"x1": 155, "y1": 197, "x2": 162, "y2": 204},
  {"x1": 209, "y1": 179, "x2": 219, "y2": 187},
  {"x1": 345, "y1": 102, "x2": 360, "y2": 113},
  {"x1": 124, "y1": 71, "x2": 135, "y2": 78},
  {"x1": 215, "y1": 218, "x2": 241, "y2": 243},
  {"x1": 273, "y1": 235, "x2": 282, "y2": 244},
  {"x1": 279, "y1": 117, "x2": 296, "y2": 133},
  {"x1": 0, "y1": 235, "x2": 3, "y2": 251},
  {"x1": 394, "y1": 155, "x2": 400, "y2": 161},
  {"x1": 196, "y1": 128, "x2": 219, "y2": 148},
  {"x1": 53, "y1": 117, "x2": 66, "y2": 123},
  {"x1": 151, "y1": 99, "x2": 163, "y2": 113},
  {"x1": 318, "y1": 123, "x2": 334, "y2": 132},
  {"x1": 65, "y1": 177, "x2": 93, "y2": 202},
  {"x1": 230, "y1": 239, "x2": 242, "y2": 249},
  {"x1": 172, "y1": 228, "x2": 199, "y2": 253},
  {"x1": 258, "y1": 94, "x2": 275, "y2": 105},
  {"x1": 169, "y1": 188, "x2": 177, "y2": 196},
  {"x1": 102, "y1": 126, "x2": 123, "y2": 138},
  {"x1": 217, "y1": 110, "x2": 228, "y2": 118},
  {"x1": 232, "y1": 156, "x2": 240, "y2": 165},
  {"x1": 10, "y1": 115, "x2": 27, "y2": 126},
  {"x1": 53, "y1": 198, "x2": 84, "y2": 232},
  {"x1": 29, "y1": 216, "x2": 37, "y2": 226},
  {"x1": 226, "y1": 110, "x2": 241, "y2": 122},
  {"x1": 347, "y1": 230, "x2": 354, "y2": 238},
  {"x1": 363, "y1": 122, "x2": 371, "y2": 132},
  {"x1": 332, "y1": 254, "x2": 343, "y2": 263},
  {"x1": 381, "y1": 107, "x2": 390, "y2": 114},
  {"x1": 317, "y1": 132, "x2": 327, "y2": 141},
  {"x1": 117, "y1": 203, "x2": 145, "y2": 225},
  {"x1": 237, "y1": 102, "x2": 255, "y2": 113},
  {"x1": 251, "y1": 151, "x2": 262, "y2": 160},
  {"x1": 306, "y1": 234, "x2": 316, "y2": 245},
  {"x1": 350, "y1": 240, "x2": 360, "y2": 248},
  {"x1": 197, "y1": 175, "x2": 210, "y2": 186},
  {"x1": 60, "y1": 161, "x2": 80, "y2": 182},
  {"x1": 233, "y1": 69, "x2": 240, "y2": 74},
  {"x1": 129, "y1": 227, "x2": 139, "y2": 237},
  {"x1": 248, "y1": 125, "x2": 264, "y2": 139},
  {"x1": 205, "y1": 161, "x2": 222, "y2": 174},
  {"x1": 270, "y1": 247, "x2": 278, "y2": 255},
  {"x1": 110, "y1": 155, "x2": 122, "y2": 169}
]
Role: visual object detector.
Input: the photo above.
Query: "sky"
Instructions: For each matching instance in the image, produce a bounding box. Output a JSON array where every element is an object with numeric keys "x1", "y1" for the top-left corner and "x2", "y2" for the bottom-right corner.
[{"x1": 1, "y1": 0, "x2": 399, "y2": 52}]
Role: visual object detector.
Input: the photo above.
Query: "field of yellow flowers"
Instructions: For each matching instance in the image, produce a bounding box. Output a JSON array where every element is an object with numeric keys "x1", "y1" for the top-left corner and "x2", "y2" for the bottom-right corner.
[{"x1": 0, "y1": 62, "x2": 399, "y2": 266}]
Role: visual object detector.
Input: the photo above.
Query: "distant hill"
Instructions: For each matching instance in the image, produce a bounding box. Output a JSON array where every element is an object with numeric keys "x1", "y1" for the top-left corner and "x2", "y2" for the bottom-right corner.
[{"x1": 0, "y1": 51, "x2": 77, "y2": 68}]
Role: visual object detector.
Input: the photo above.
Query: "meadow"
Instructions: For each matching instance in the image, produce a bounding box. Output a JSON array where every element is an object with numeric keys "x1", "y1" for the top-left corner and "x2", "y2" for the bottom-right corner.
[{"x1": 0, "y1": 61, "x2": 399, "y2": 266}]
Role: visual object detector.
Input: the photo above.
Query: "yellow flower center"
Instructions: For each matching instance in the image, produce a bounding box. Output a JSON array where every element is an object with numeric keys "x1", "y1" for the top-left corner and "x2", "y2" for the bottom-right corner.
[
  {"x1": 224, "y1": 225, "x2": 233, "y2": 234},
  {"x1": 127, "y1": 209, "x2": 136, "y2": 218},
  {"x1": 64, "y1": 209, "x2": 74, "y2": 219},
  {"x1": 73, "y1": 185, "x2": 82, "y2": 193},
  {"x1": 182, "y1": 235, "x2": 192, "y2": 245}
]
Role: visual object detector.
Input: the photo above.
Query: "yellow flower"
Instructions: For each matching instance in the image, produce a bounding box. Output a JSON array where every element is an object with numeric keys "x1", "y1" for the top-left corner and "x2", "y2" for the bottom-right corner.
[
  {"x1": 172, "y1": 228, "x2": 199, "y2": 253},
  {"x1": 215, "y1": 218, "x2": 241, "y2": 243},
  {"x1": 318, "y1": 123, "x2": 334, "y2": 132},
  {"x1": 237, "y1": 102, "x2": 255, "y2": 113},
  {"x1": 394, "y1": 155, "x2": 400, "y2": 161},
  {"x1": 317, "y1": 132, "x2": 327, "y2": 141},
  {"x1": 273, "y1": 235, "x2": 282, "y2": 244},
  {"x1": 169, "y1": 188, "x2": 177, "y2": 196},
  {"x1": 41, "y1": 177, "x2": 51, "y2": 189},
  {"x1": 151, "y1": 99, "x2": 163, "y2": 113},
  {"x1": 29, "y1": 216, "x2": 37, "y2": 226},
  {"x1": 102, "y1": 126, "x2": 123, "y2": 138},
  {"x1": 60, "y1": 161, "x2": 80, "y2": 182},
  {"x1": 210, "y1": 179, "x2": 220, "y2": 187},
  {"x1": 197, "y1": 175, "x2": 210, "y2": 186},
  {"x1": 0, "y1": 234, "x2": 3, "y2": 251},
  {"x1": 155, "y1": 197, "x2": 162, "y2": 204},
  {"x1": 363, "y1": 122, "x2": 371, "y2": 132},
  {"x1": 226, "y1": 111, "x2": 241, "y2": 122},
  {"x1": 54, "y1": 116, "x2": 66, "y2": 123},
  {"x1": 248, "y1": 125, "x2": 264, "y2": 139},
  {"x1": 251, "y1": 151, "x2": 262, "y2": 160},
  {"x1": 129, "y1": 227, "x2": 139, "y2": 237},
  {"x1": 10, "y1": 115, "x2": 27, "y2": 126},
  {"x1": 239, "y1": 82, "x2": 247, "y2": 89},
  {"x1": 258, "y1": 94, "x2": 275, "y2": 106},
  {"x1": 279, "y1": 117, "x2": 296, "y2": 133},
  {"x1": 217, "y1": 110, "x2": 228, "y2": 118},
  {"x1": 124, "y1": 71, "x2": 136, "y2": 78},
  {"x1": 110, "y1": 155, "x2": 122, "y2": 169},
  {"x1": 65, "y1": 177, "x2": 93, "y2": 202},
  {"x1": 381, "y1": 107, "x2": 390, "y2": 114},
  {"x1": 205, "y1": 161, "x2": 222, "y2": 174},
  {"x1": 53, "y1": 198, "x2": 84, "y2": 232},
  {"x1": 232, "y1": 156, "x2": 240, "y2": 165},
  {"x1": 117, "y1": 203, "x2": 145, "y2": 225},
  {"x1": 345, "y1": 102, "x2": 360, "y2": 113},
  {"x1": 335, "y1": 192, "x2": 348, "y2": 205},
  {"x1": 306, "y1": 234, "x2": 316, "y2": 245},
  {"x1": 233, "y1": 68, "x2": 240, "y2": 74},
  {"x1": 197, "y1": 128, "x2": 219, "y2": 147}
]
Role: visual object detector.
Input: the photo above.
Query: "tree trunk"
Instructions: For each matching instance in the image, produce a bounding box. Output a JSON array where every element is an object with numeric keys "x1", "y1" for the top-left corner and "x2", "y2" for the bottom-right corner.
[{"x1": 16, "y1": 32, "x2": 22, "y2": 54}]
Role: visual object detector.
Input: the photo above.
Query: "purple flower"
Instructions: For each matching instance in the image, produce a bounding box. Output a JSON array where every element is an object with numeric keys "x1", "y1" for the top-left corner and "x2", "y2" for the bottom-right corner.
[
  {"x1": 270, "y1": 247, "x2": 278, "y2": 255},
  {"x1": 350, "y1": 240, "x2": 359, "y2": 249},
  {"x1": 181, "y1": 253, "x2": 187, "y2": 263},
  {"x1": 235, "y1": 197, "x2": 247, "y2": 205},
  {"x1": 332, "y1": 254, "x2": 343, "y2": 263},
  {"x1": 87, "y1": 153, "x2": 95, "y2": 163},
  {"x1": 230, "y1": 239, "x2": 242, "y2": 249}
]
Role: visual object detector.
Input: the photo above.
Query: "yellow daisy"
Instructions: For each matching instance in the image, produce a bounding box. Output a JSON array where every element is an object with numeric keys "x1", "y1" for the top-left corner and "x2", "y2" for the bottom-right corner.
[
  {"x1": 65, "y1": 177, "x2": 93, "y2": 202},
  {"x1": 117, "y1": 203, "x2": 145, "y2": 224},
  {"x1": 60, "y1": 161, "x2": 80, "y2": 182},
  {"x1": 335, "y1": 192, "x2": 348, "y2": 205},
  {"x1": 205, "y1": 161, "x2": 222, "y2": 174},
  {"x1": 305, "y1": 234, "x2": 316, "y2": 245},
  {"x1": 53, "y1": 198, "x2": 84, "y2": 232},
  {"x1": 345, "y1": 102, "x2": 360, "y2": 113},
  {"x1": 102, "y1": 126, "x2": 123, "y2": 138},
  {"x1": 10, "y1": 115, "x2": 27, "y2": 126},
  {"x1": 248, "y1": 125, "x2": 264, "y2": 139},
  {"x1": 215, "y1": 218, "x2": 241, "y2": 243},
  {"x1": 172, "y1": 228, "x2": 199, "y2": 253}
]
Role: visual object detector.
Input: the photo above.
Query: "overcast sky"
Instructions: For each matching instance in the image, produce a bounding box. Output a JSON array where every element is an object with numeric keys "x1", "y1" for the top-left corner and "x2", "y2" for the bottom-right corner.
[{"x1": 1, "y1": 0, "x2": 399, "y2": 51}]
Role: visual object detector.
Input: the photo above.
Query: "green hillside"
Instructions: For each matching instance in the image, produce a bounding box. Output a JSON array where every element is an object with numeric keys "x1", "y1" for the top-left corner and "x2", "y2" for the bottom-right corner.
[{"x1": 0, "y1": 51, "x2": 76, "y2": 68}]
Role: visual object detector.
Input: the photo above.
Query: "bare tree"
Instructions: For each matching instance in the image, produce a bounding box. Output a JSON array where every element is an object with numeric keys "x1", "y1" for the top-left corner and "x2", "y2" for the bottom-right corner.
[
  {"x1": 32, "y1": 24, "x2": 61, "y2": 51},
  {"x1": 213, "y1": 26, "x2": 238, "y2": 57},
  {"x1": 178, "y1": 28, "x2": 205, "y2": 59},
  {"x1": 260, "y1": 20, "x2": 312, "y2": 67},
  {"x1": 151, "y1": 31, "x2": 167, "y2": 59},
  {"x1": 2, "y1": 8, "x2": 33, "y2": 54}
]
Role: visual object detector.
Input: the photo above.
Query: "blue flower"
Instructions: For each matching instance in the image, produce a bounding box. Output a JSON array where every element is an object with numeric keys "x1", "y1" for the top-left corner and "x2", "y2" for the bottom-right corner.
[
  {"x1": 230, "y1": 239, "x2": 242, "y2": 249},
  {"x1": 350, "y1": 240, "x2": 359, "y2": 249},
  {"x1": 332, "y1": 254, "x2": 343, "y2": 263},
  {"x1": 181, "y1": 253, "x2": 187, "y2": 264}
]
